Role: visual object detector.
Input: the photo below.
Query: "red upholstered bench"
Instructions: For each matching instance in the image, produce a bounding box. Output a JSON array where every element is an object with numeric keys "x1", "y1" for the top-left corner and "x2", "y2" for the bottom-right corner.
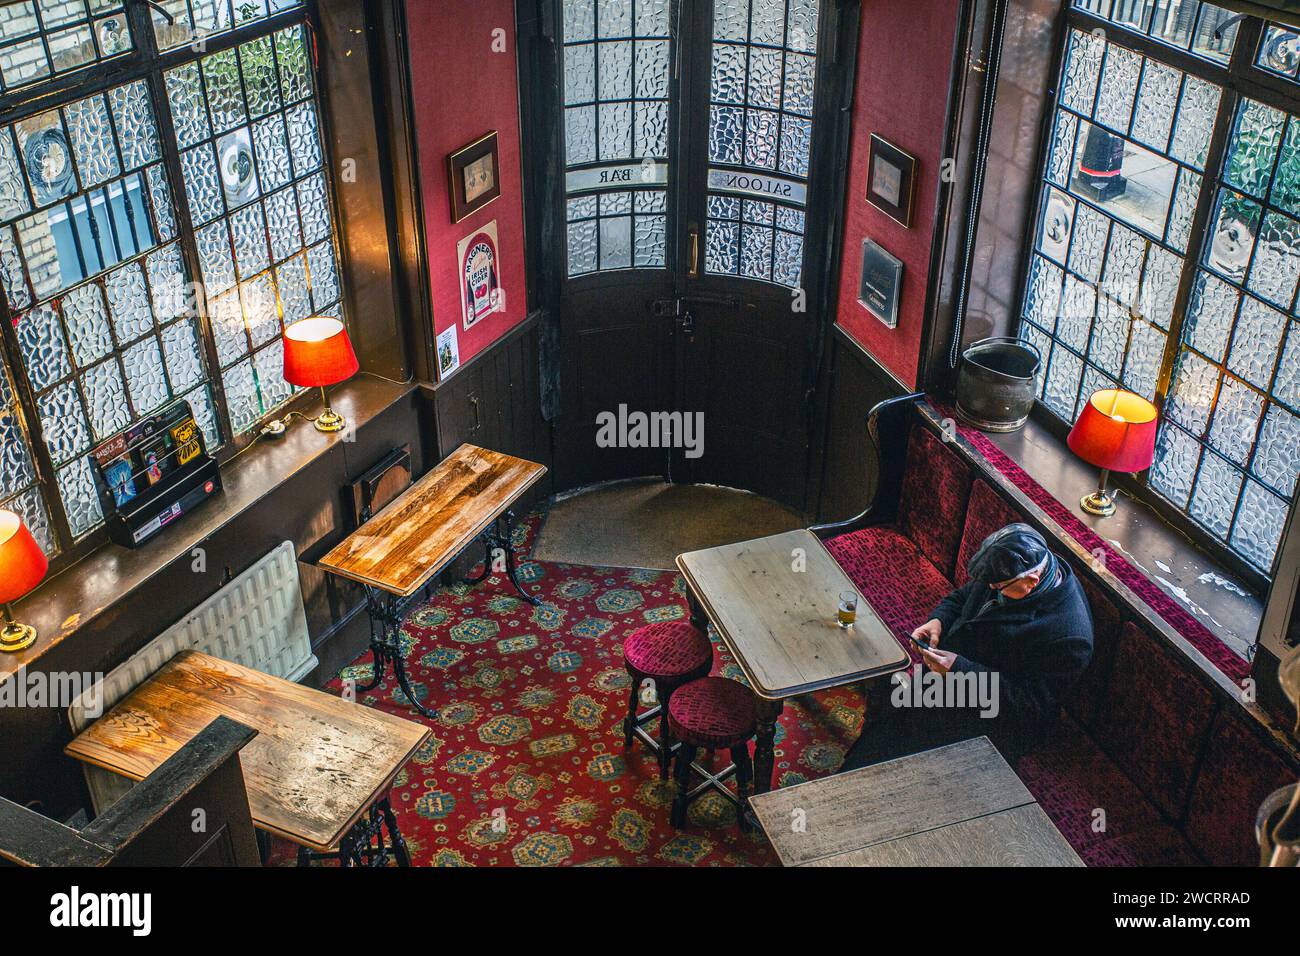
[{"x1": 812, "y1": 393, "x2": 1299, "y2": 866}]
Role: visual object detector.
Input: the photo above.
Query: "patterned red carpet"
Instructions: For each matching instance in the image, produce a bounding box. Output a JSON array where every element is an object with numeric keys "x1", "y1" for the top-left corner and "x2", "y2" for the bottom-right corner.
[{"x1": 277, "y1": 513, "x2": 867, "y2": 866}]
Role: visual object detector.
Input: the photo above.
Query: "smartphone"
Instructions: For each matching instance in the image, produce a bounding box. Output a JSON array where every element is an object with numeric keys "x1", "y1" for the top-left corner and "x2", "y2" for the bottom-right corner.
[{"x1": 910, "y1": 634, "x2": 935, "y2": 652}]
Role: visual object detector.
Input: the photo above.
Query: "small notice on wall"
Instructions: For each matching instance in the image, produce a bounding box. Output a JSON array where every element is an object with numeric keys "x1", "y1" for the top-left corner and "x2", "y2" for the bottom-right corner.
[
  {"x1": 457, "y1": 219, "x2": 505, "y2": 331},
  {"x1": 436, "y1": 324, "x2": 460, "y2": 380}
]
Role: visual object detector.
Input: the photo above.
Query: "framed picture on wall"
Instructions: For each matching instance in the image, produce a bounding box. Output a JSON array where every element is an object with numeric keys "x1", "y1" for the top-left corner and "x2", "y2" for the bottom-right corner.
[
  {"x1": 858, "y1": 239, "x2": 903, "y2": 329},
  {"x1": 448, "y1": 131, "x2": 501, "y2": 222},
  {"x1": 866, "y1": 134, "x2": 916, "y2": 228}
]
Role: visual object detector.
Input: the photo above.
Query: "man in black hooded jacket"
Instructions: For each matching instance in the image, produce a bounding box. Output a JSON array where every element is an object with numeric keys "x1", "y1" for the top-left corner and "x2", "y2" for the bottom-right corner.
[{"x1": 840, "y1": 522, "x2": 1094, "y2": 772}]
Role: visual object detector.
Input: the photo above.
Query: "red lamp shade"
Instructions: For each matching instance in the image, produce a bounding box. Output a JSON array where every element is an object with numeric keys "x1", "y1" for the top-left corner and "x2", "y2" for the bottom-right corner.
[
  {"x1": 282, "y1": 317, "x2": 359, "y2": 388},
  {"x1": 0, "y1": 510, "x2": 48, "y2": 605},
  {"x1": 1068, "y1": 388, "x2": 1159, "y2": 474}
]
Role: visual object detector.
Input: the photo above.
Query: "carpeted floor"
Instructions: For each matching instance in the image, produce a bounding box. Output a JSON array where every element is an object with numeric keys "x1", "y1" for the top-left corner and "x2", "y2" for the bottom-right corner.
[{"x1": 276, "y1": 511, "x2": 865, "y2": 867}]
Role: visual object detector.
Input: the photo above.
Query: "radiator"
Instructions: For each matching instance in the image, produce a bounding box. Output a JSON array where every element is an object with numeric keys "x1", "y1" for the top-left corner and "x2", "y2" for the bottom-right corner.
[{"x1": 68, "y1": 541, "x2": 318, "y2": 814}]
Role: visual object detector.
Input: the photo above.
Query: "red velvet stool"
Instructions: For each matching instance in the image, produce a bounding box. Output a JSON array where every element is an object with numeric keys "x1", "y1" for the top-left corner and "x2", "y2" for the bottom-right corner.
[
  {"x1": 622, "y1": 622, "x2": 713, "y2": 780},
  {"x1": 668, "y1": 676, "x2": 756, "y2": 832}
]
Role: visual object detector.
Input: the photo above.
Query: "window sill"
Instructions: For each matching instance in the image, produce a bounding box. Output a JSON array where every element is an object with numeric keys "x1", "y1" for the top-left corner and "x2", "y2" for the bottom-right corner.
[
  {"x1": 974, "y1": 414, "x2": 1261, "y2": 662},
  {"x1": 0, "y1": 374, "x2": 416, "y2": 685}
]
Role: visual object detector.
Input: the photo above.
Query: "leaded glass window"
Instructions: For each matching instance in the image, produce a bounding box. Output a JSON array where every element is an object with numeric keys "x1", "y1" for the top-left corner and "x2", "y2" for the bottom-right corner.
[
  {"x1": 165, "y1": 23, "x2": 339, "y2": 434},
  {"x1": 704, "y1": 0, "x2": 817, "y2": 288},
  {"x1": 561, "y1": 0, "x2": 671, "y2": 276},
  {"x1": 0, "y1": 2, "x2": 345, "y2": 561},
  {"x1": 1021, "y1": 5, "x2": 1300, "y2": 581},
  {"x1": 0, "y1": 1, "x2": 134, "y2": 92}
]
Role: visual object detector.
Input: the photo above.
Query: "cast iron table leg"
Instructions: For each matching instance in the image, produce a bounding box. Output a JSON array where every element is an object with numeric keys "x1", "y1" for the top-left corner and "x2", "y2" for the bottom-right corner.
[
  {"x1": 461, "y1": 511, "x2": 540, "y2": 606},
  {"x1": 360, "y1": 586, "x2": 438, "y2": 720},
  {"x1": 752, "y1": 697, "x2": 785, "y2": 796}
]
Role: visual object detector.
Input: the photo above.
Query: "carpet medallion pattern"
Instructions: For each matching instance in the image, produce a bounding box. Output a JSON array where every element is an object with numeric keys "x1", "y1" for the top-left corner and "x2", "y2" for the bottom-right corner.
[{"x1": 281, "y1": 515, "x2": 868, "y2": 867}]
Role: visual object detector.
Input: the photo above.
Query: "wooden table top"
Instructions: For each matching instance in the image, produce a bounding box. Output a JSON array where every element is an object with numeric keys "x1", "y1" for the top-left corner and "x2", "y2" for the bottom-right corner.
[
  {"x1": 65, "y1": 650, "x2": 430, "y2": 852},
  {"x1": 320, "y1": 443, "x2": 547, "y2": 597},
  {"x1": 676, "y1": 529, "x2": 910, "y2": 699},
  {"x1": 750, "y1": 737, "x2": 1082, "y2": 867}
]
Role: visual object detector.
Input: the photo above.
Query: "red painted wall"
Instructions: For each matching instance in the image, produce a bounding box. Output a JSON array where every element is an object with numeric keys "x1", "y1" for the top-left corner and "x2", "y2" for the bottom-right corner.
[
  {"x1": 407, "y1": 0, "x2": 528, "y2": 371},
  {"x1": 835, "y1": 0, "x2": 960, "y2": 389}
]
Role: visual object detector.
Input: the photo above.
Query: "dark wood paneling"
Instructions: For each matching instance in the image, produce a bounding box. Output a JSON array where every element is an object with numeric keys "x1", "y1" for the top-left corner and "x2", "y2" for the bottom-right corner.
[{"x1": 814, "y1": 327, "x2": 909, "y2": 523}]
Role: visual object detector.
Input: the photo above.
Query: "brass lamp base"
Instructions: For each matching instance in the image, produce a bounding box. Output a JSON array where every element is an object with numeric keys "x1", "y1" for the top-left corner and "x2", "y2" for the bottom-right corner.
[
  {"x1": 1080, "y1": 490, "x2": 1117, "y2": 517},
  {"x1": 313, "y1": 409, "x2": 346, "y2": 432},
  {"x1": 0, "y1": 620, "x2": 36, "y2": 653}
]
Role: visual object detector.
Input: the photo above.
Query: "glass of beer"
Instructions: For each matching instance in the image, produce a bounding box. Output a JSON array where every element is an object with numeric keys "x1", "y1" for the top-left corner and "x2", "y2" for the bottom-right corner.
[{"x1": 837, "y1": 590, "x2": 858, "y2": 629}]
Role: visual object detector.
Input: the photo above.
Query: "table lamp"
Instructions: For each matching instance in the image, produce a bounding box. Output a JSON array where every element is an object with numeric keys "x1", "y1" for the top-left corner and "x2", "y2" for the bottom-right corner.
[
  {"x1": 0, "y1": 509, "x2": 48, "y2": 652},
  {"x1": 1067, "y1": 388, "x2": 1158, "y2": 517},
  {"x1": 282, "y1": 316, "x2": 359, "y2": 433}
]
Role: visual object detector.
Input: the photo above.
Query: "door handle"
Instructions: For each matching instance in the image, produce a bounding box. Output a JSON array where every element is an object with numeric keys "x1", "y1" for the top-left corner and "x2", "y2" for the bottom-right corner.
[
  {"x1": 677, "y1": 310, "x2": 695, "y2": 337},
  {"x1": 687, "y1": 224, "x2": 700, "y2": 279}
]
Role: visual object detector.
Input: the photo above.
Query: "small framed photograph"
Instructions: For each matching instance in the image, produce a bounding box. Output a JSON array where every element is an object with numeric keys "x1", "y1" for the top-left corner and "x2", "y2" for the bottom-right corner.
[
  {"x1": 866, "y1": 134, "x2": 917, "y2": 228},
  {"x1": 448, "y1": 131, "x2": 501, "y2": 223},
  {"x1": 858, "y1": 239, "x2": 903, "y2": 329}
]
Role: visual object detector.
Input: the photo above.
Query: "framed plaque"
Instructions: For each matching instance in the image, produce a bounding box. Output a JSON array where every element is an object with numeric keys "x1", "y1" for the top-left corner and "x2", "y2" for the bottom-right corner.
[
  {"x1": 448, "y1": 131, "x2": 501, "y2": 222},
  {"x1": 858, "y1": 239, "x2": 903, "y2": 329}
]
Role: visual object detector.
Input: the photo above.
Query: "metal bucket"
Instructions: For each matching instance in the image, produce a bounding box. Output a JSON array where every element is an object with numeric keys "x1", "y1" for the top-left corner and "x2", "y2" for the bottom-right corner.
[{"x1": 955, "y1": 336, "x2": 1041, "y2": 433}]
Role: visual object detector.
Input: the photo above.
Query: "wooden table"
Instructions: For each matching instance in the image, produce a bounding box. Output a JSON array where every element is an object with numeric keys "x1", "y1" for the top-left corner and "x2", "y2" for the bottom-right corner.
[
  {"x1": 66, "y1": 650, "x2": 430, "y2": 865},
  {"x1": 750, "y1": 737, "x2": 1082, "y2": 866},
  {"x1": 320, "y1": 443, "x2": 546, "y2": 716},
  {"x1": 676, "y1": 528, "x2": 910, "y2": 794}
]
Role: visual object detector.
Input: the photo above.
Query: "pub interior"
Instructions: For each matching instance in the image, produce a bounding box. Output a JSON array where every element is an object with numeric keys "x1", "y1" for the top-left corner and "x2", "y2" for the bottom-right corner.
[{"x1": 0, "y1": 0, "x2": 1299, "y2": 879}]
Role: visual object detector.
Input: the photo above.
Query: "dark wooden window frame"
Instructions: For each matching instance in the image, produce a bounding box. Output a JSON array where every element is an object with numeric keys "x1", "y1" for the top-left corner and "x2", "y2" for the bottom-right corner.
[
  {"x1": 1016, "y1": 6, "x2": 1300, "y2": 594},
  {"x1": 0, "y1": 0, "x2": 358, "y2": 574}
]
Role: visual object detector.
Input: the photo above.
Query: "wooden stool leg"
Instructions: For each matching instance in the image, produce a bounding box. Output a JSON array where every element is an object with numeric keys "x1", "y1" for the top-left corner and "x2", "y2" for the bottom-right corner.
[
  {"x1": 623, "y1": 671, "x2": 641, "y2": 748},
  {"x1": 671, "y1": 743, "x2": 697, "y2": 829},
  {"x1": 731, "y1": 742, "x2": 754, "y2": 833},
  {"x1": 657, "y1": 683, "x2": 675, "y2": 781}
]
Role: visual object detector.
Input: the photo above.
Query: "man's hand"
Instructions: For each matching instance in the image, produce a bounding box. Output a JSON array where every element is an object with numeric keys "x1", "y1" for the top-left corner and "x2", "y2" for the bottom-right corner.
[
  {"x1": 911, "y1": 619, "x2": 942, "y2": 648},
  {"x1": 921, "y1": 647, "x2": 957, "y2": 674}
]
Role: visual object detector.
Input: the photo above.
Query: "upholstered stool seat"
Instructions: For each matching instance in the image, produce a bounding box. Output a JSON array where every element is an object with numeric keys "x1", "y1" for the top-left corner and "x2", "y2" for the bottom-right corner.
[
  {"x1": 667, "y1": 676, "x2": 757, "y2": 831},
  {"x1": 622, "y1": 622, "x2": 713, "y2": 781},
  {"x1": 624, "y1": 621, "x2": 712, "y2": 676}
]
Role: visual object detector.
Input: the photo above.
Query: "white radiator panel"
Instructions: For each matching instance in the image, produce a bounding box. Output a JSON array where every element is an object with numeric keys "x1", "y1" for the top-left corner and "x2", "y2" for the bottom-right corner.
[{"x1": 69, "y1": 540, "x2": 317, "y2": 814}]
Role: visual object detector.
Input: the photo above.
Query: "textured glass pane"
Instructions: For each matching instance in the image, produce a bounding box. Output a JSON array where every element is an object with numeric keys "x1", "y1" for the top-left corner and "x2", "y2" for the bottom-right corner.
[
  {"x1": 1274, "y1": 320, "x2": 1300, "y2": 409},
  {"x1": 307, "y1": 241, "x2": 339, "y2": 309},
  {"x1": 1151, "y1": 422, "x2": 1201, "y2": 508},
  {"x1": 80, "y1": 358, "x2": 130, "y2": 440},
  {"x1": 241, "y1": 272, "x2": 279, "y2": 348},
  {"x1": 1166, "y1": 167, "x2": 1200, "y2": 253},
  {"x1": 1123, "y1": 320, "x2": 1164, "y2": 400},
  {"x1": 105, "y1": 261, "x2": 152, "y2": 343},
  {"x1": 252, "y1": 113, "x2": 291, "y2": 193},
  {"x1": 160, "y1": 318, "x2": 204, "y2": 393},
  {"x1": 1067, "y1": 202, "x2": 1108, "y2": 283},
  {"x1": 565, "y1": 43, "x2": 595, "y2": 106},
  {"x1": 1020, "y1": 323, "x2": 1052, "y2": 398},
  {"x1": 209, "y1": 288, "x2": 247, "y2": 366},
  {"x1": 16, "y1": 303, "x2": 71, "y2": 391},
  {"x1": 1231, "y1": 480, "x2": 1286, "y2": 571},
  {"x1": 1130, "y1": 61, "x2": 1179, "y2": 151},
  {"x1": 0, "y1": 225, "x2": 29, "y2": 310},
  {"x1": 1247, "y1": 211, "x2": 1300, "y2": 309},
  {"x1": 195, "y1": 220, "x2": 236, "y2": 295},
  {"x1": 64, "y1": 94, "x2": 119, "y2": 188},
  {"x1": 165, "y1": 62, "x2": 210, "y2": 150},
  {"x1": 709, "y1": 105, "x2": 743, "y2": 164},
  {"x1": 1258, "y1": 23, "x2": 1300, "y2": 79},
  {"x1": 147, "y1": 162, "x2": 176, "y2": 242},
  {"x1": 123, "y1": 335, "x2": 170, "y2": 415},
  {"x1": 1089, "y1": 296, "x2": 1129, "y2": 378},
  {"x1": 1170, "y1": 75, "x2": 1220, "y2": 170},
  {"x1": 1047, "y1": 112, "x2": 1078, "y2": 189},
  {"x1": 1057, "y1": 274, "x2": 1095, "y2": 352},
  {"x1": 788, "y1": 0, "x2": 818, "y2": 51},
  {"x1": 1273, "y1": 119, "x2": 1300, "y2": 220},
  {"x1": 747, "y1": 47, "x2": 782, "y2": 109},
  {"x1": 182, "y1": 142, "x2": 223, "y2": 224},
  {"x1": 222, "y1": 358, "x2": 260, "y2": 433},
  {"x1": 37, "y1": 381, "x2": 90, "y2": 465},
  {"x1": 779, "y1": 115, "x2": 811, "y2": 177},
  {"x1": 1094, "y1": 45, "x2": 1140, "y2": 134},
  {"x1": 564, "y1": 0, "x2": 595, "y2": 41},
  {"x1": 1166, "y1": 348, "x2": 1218, "y2": 432},
  {"x1": 1190, "y1": 451, "x2": 1243, "y2": 539},
  {"x1": 1185, "y1": 270, "x2": 1238, "y2": 362},
  {"x1": 2, "y1": 487, "x2": 55, "y2": 556},
  {"x1": 180, "y1": 384, "x2": 219, "y2": 450},
  {"x1": 63, "y1": 282, "x2": 113, "y2": 367},
  {"x1": 252, "y1": 339, "x2": 292, "y2": 411},
  {"x1": 276, "y1": 252, "x2": 310, "y2": 324},
  {"x1": 239, "y1": 34, "x2": 281, "y2": 119},
  {"x1": 108, "y1": 80, "x2": 160, "y2": 170},
  {"x1": 146, "y1": 242, "x2": 187, "y2": 322},
  {"x1": 1253, "y1": 405, "x2": 1300, "y2": 496},
  {"x1": 783, "y1": 53, "x2": 815, "y2": 116},
  {"x1": 740, "y1": 224, "x2": 773, "y2": 280},
  {"x1": 565, "y1": 105, "x2": 596, "y2": 165},
  {"x1": 773, "y1": 230, "x2": 802, "y2": 287},
  {"x1": 597, "y1": 0, "x2": 631, "y2": 37},
  {"x1": 230, "y1": 202, "x2": 269, "y2": 279},
  {"x1": 275, "y1": 25, "x2": 312, "y2": 103},
  {"x1": 1102, "y1": 223, "x2": 1144, "y2": 306},
  {"x1": 0, "y1": 128, "x2": 31, "y2": 221},
  {"x1": 269, "y1": 187, "x2": 304, "y2": 260},
  {"x1": 597, "y1": 39, "x2": 632, "y2": 101},
  {"x1": 1228, "y1": 297, "x2": 1286, "y2": 390},
  {"x1": 567, "y1": 219, "x2": 597, "y2": 276},
  {"x1": 1225, "y1": 100, "x2": 1283, "y2": 200},
  {"x1": 636, "y1": 0, "x2": 670, "y2": 36},
  {"x1": 634, "y1": 100, "x2": 668, "y2": 157},
  {"x1": 285, "y1": 102, "x2": 321, "y2": 178},
  {"x1": 1043, "y1": 343, "x2": 1083, "y2": 420},
  {"x1": 597, "y1": 101, "x2": 631, "y2": 160},
  {"x1": 216, "y1": 126, "x2": 260, "y2": 209},
  {"x1": 714, "y1": 0, "x2": 747, "y2": 41},
  {"x1": 0, "y1": 410, "x2": 36, "y2": 502},
  {"x1": 598, "y1": 215, "x2": 631, "y2": 270},
  {"x1": 633, "y1": 213, "x2": 665, "y2": 268},
  {"x1": 1208, "y1": 375, "x2": 1263, "y2": 465},
  {"x1": 1060, "y1": 30, "x2": 1103, "y2": 115},
  {"x1": 58, "y1": 454, "x2": 104, "y2": 537},
  {"x1": 202, "y1": 48, "x2": 247, "y2": 134},
  {"x1": 706, "y1": 219, "x2": 739, "y2": 274},
  {"x1": 743, "y1": 109, "x2": 779, "y2": 169},
  {"x1": 1024, "y1": 255, "x2": 1063, "y2": 332},
  {"x1": 750, "y1": 0, "x2": 784, "y2": 45}
]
